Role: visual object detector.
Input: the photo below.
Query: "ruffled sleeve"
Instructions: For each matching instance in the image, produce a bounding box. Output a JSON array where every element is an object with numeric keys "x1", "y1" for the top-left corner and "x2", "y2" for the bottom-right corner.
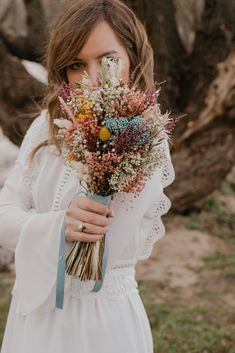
[
  {"x1": 0, "y1": 111, "x2": 48, "y2": 251},
  {"x1": 0, "y1": 110, "x2": 66, "y2": 315},
  {"x1": 137, "y1": 138, "x2": 175, "y2": 260}
]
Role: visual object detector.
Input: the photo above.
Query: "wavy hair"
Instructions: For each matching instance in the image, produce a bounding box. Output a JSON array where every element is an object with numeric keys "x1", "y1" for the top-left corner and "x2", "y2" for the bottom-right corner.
[{"x1": 30, "y1": 0, "x2": 154, "y2": 160}]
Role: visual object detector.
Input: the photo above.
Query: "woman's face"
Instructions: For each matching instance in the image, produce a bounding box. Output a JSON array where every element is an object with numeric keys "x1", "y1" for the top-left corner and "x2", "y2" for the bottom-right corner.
[{"x1": 66, "y1": 21, "x2": 131, "y2": 87}]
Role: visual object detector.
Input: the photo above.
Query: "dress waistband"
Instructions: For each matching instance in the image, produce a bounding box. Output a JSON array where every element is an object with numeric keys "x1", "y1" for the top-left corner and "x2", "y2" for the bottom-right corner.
[{"x1": 69, "y1": 260, "x2": 138, "y2": 300}]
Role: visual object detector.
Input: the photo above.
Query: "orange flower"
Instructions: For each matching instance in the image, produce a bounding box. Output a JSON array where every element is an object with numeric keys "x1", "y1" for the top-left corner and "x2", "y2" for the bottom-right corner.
[
  {"x1": 67, "y1": 154, "x2": 75, "y2": 161},
  {"x1": 76, "y1": 101, "x2": 94, "y2": 122},
  {"x1": 76, "y1": 113, "x2": 86, "y2": 122},
  {"x1": 76, "y1": 112, "x2": 93, "y2": 122}
]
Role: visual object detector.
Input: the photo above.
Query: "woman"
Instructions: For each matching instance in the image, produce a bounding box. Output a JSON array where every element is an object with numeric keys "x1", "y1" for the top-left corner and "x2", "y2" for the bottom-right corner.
[{"x1": 0, "y1": 0, "x2": 175, "y2": 352}]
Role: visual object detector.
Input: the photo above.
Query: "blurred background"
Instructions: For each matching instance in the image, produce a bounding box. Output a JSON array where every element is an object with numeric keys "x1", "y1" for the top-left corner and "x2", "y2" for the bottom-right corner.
[{"x1": 0, "y1": 0, "x2": 235, "y2": 352}]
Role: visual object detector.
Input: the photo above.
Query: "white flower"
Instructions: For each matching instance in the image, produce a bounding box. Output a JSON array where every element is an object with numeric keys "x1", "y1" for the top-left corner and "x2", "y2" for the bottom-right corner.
[
  {"x1": 83, "y1": 173, "x2": 92, "y2": 183},
  {"x1": 84, "y1": 151, "x2": 90, "y2": 158},
  {"x1": 70, "y1": 161, "x2": 90, "y2": 182},
  {"x1": 70, "y1": 160, "x2": 81, "y2": 170},
  {"x1": 53, "y1": 119, "x2": 73, "y2": 129}
]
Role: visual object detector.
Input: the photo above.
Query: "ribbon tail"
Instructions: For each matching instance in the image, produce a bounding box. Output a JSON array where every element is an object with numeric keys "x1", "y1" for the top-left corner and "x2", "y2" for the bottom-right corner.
[
  {"x1": 55, "y1": 220, "x2": 66, "y2": 309},
  {"x1": 55, "y1": 189, "x2": 87, "y2": 310}
]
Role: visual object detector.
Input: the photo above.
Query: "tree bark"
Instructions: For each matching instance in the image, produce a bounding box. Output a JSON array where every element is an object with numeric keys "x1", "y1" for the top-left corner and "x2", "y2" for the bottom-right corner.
[
  {"x1": 126, "y1": 0, "x2": 235, "y2": 211},
  {"x1": 0, "y1": 39, "x2": 46, "y2": 146}
]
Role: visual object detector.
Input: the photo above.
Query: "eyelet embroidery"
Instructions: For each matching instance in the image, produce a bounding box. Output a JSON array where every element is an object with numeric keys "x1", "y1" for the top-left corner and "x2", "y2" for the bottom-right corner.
[
  {"x1": 52, "y1": 166, "x2": 72, "y2": 211},
  {"x1": 69, "y1": 265, "x2": 138, "y2": 300},
  {"x1": 138, "y1": 139, "x2": 175, "y2": 260}
]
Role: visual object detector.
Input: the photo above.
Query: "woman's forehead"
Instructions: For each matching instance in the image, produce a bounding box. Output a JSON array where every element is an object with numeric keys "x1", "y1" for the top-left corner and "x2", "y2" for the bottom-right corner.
[
  {"x1": 73, "y1": 21, "x2": 125, "y2": 58},
  {"x1": 73, "y1": 50, "x2": 119, "y2": 61}
]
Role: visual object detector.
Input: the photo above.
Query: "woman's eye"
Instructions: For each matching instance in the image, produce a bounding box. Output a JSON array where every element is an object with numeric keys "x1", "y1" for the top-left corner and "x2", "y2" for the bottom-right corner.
[
  {"x1": 106, "y1": 57, "x2": 118, "y2": 63},
  {"x1": 68, "y1": 62, "x2": 83, "y2": 70}
]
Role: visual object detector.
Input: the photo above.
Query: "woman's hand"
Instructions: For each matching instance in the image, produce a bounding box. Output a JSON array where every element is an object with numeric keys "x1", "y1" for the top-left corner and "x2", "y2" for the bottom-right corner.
[{"x1": 65, "y1": 195, "x2": 114, "y2": 243}]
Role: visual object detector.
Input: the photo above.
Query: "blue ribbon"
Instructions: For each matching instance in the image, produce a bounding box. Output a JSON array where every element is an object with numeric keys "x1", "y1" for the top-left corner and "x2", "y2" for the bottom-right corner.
[
  {"x1": 55, "y1": 192, "x2": 112, "y2": 309},
  {"x1": 55, "y1": 219, "x2": 66, "y2": 309}
]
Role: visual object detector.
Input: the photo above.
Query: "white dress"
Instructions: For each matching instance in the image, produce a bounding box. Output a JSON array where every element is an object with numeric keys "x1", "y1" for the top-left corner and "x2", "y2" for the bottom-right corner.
[{"x1": 0, "y1": 110, "x2": 175, "y2": 353}]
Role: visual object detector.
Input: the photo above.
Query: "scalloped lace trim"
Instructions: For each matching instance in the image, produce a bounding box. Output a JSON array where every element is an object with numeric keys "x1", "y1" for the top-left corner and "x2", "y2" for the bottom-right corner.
[{"x1": 138, "y1": 140, "x2": 175, "y2": 260}]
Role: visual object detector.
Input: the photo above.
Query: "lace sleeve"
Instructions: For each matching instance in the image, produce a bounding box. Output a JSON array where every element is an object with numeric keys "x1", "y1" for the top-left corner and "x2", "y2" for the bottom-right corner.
[
  {"x1": 137, "y1": 138, "x2": 175, "y2": 260},
  {"x1": 17, "y1": 109, "x2": 49, "y2": 206},
  {"x1": 0, "y1": 109, "x2": 68, "y2": 314},
  {"x1": 18, "y1": 109, "x2": 48, "y2": 163}
]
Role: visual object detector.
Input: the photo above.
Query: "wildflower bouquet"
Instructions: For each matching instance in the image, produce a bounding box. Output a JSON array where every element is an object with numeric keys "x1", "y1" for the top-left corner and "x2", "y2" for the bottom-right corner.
[{"x1": 54, "y1": 57, "x2": 180, "y2": 285}]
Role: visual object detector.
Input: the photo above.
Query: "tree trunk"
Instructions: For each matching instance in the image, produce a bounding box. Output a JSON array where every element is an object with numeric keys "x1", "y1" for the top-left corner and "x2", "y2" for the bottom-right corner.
[{"x1": 126, "y1": 0, "x2": 235, "y2": 211}]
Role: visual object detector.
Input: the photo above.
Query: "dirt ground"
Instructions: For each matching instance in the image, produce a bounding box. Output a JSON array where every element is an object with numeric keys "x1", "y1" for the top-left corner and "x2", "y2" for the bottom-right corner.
[{"x1": 136, "y1": 165, "x2": 235, "y2": 310}]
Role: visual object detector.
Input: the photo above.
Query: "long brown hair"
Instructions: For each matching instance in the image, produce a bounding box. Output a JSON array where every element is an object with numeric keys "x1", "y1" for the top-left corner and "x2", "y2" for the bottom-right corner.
[{"x1": 30, "y1": 0, "x2": 154, "y2": 160}]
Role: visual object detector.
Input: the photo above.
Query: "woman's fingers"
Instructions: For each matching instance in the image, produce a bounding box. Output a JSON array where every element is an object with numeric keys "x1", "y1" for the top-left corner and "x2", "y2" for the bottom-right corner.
[
  {"x1": 75, "y1": 196, "x2": 109, "y2": 216},
  {"x1": 65, "y1": 195, "x2": 115, "y2": 243},
  {"x1": 68, "y1": 218, "x2": 109, "y2": 235},
  {"x1": 65, "y1": 229, "x2": 104, "y2": 243},
  {"x1": 69, "y1": 207, "x2": 109, "y2": 227}
]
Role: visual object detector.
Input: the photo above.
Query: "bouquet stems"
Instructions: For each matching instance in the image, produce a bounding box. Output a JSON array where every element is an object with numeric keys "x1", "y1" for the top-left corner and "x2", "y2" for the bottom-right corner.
[{"x1": 65, "y1": 193, "x2": 111, "y2": 281}]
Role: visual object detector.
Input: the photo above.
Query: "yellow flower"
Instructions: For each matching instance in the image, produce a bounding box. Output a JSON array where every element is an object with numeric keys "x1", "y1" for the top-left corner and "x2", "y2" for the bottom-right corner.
[
  {"x1": 76, "y1": 101, "x2": 94, "y2": 122},
  {"x1": 67, "y1": 154, "x2": 74, "y2": 161},
  {"x1": 76, "y1": 113, "x2": 87, "y2": 122},
  {"x1": 82, "y1": 101, "x2": 93, "y2": 111},
  {"x1": 99, "y1": 127, "x2": 111, "y2": 141}
]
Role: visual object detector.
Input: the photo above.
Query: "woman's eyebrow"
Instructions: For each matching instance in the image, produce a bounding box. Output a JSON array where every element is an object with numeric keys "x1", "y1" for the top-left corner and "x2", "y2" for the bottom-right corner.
[
  {"x1": 96, "y1": 50, "x2": 119, "y2": 58},
  {"x1": 74, "y1": 50, "x2": 118, "y2": 61}
]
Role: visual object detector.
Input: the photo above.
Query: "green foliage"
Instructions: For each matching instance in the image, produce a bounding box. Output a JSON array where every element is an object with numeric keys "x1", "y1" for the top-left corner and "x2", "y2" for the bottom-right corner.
[
  {"x1": 144, "y1": 303, "x2": 234, "y2": 353},
  {"x1": 203, "y1": 252, "x2": 235, "y2": 268},
  {"x1": 220, "y1": 181, "x2": 235, "y2": 196},
  {"x1": 0, "y1": 298, "x2": 11, "y2": 346},
  {"x1": 185, "y1": 213, "x2": 204, "y2": 231},
  {"x1": 184, "y1": 192, "x2": 235, "y2": 243},
  {"x1": 203, "y1": 195, "x2": 223, "y2": 213}
]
